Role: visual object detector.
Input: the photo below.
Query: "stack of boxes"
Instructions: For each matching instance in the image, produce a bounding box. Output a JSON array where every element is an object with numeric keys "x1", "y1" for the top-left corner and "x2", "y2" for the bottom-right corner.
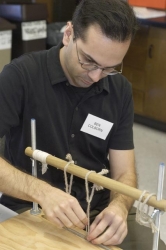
[{"x1": 0, "y1": 0, "x2": 47, "y2": 67}]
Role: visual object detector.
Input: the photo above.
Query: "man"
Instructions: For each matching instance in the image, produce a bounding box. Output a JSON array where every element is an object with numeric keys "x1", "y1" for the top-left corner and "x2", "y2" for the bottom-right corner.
[{"x1": 0, "y1": 0, "x2": 138, "y2": 246}]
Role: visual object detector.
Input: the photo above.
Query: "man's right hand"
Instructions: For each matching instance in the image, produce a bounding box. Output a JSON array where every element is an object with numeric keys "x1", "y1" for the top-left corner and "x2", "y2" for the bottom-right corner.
[
  {"x1": 38, "y1": 186, "x2": 88, "y2": 229},
  {"x1": 0, "y1": 157, "x2": 87, "y2": 230}
]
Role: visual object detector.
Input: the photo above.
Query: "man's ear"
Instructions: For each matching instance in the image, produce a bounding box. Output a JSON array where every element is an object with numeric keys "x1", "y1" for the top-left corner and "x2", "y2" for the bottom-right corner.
[{"x1": 62, "y1": 21, "x2": 73, "y2": 46}]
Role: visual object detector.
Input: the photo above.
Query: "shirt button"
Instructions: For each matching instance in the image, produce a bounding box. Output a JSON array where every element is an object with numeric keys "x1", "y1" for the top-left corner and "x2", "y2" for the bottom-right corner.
[
  {"x1": 75, "y1": 107, "x2": 78, "y2": 111},
  {"x1": 71, "y1": 134, "x2": 75, "y2": 138}
]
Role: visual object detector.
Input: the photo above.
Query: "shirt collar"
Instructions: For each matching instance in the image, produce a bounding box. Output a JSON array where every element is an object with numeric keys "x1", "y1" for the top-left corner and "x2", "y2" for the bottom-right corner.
[
  {"x1": 47, "y1": 42, "x2": 110, "y2": 93},
  {"x1": 47, "y1": 42, "x2": 67, "y2": 85},
  {"x1": 95, "y1": 77, "x2": 110, "y2": 93}
]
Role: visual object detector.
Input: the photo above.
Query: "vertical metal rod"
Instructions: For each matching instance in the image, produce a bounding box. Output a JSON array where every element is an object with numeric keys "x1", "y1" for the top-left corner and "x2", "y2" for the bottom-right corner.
[
  {"x1": 30, "y1": 118, "x2": 41, "y2": 215},
  {"x1": 31, "y1": 119, "x2": 37, "y2": 178},
  {"x1": 152, "y1": 163, "x2": 165, "y2": 250}
]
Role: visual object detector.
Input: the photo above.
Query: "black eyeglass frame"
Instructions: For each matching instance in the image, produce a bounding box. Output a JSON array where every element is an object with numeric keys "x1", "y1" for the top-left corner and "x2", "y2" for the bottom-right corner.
[{"x1": 74, "y1": 38, "x2": 123, "y2": 76}]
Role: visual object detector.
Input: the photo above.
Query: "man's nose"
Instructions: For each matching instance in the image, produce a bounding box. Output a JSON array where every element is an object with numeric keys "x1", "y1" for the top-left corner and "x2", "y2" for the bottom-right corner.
[{"x1": 88, "y1": 68, "x2": 103, "y2": 83}]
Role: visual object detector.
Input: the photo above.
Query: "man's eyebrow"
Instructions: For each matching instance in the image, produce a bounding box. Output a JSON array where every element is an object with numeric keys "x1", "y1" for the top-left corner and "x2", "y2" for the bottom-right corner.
[
  {"x1": 80, "y1": 48, "x2": 99, "y2": 64},
  {"x1": 80, "y1": 49, "x2": 122, "y2": 68}
]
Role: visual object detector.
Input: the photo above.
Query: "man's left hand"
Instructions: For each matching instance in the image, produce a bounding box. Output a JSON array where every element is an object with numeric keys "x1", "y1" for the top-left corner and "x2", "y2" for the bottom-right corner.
[{"x1": 86, "y1": 204, "x2": 128, "y2": 246}]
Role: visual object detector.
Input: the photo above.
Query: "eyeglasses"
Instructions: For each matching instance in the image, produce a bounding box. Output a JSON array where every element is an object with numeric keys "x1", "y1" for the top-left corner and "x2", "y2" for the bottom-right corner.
[{"x1": 74, "y1": 38, "x2": 123, "y2": 76}]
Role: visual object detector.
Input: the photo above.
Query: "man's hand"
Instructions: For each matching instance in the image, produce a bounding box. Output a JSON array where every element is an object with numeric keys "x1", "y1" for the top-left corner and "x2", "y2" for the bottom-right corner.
[
  {"x1": 87, "y1": 204, "x2": 128, "y2": 246},
  {"x1": 39, "y1": 186, "x2": 88, "y2": 229},
  {"x1": 0, "y1": 157, "x2": 87, "y2": 230}
]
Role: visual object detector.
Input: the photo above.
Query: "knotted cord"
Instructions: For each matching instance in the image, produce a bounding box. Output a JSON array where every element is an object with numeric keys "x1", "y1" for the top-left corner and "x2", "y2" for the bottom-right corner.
[
  {"x1": 64, "y1": 154, "x2": 74, "y2": 194},
  {"x1": 31, "y1": 150, "x2": 112, "y2": 249},
  {"x1": 85, "y1": 169, "x2": 109, "y2": 233},
  {"x1": 63, "y1": 154, "x2": 111, "y2": 248},
  {"x1": 31, "y1": 150, "x2": 159, "y2": 235},
  {"x1": 136, "y1": 190, "x2": 158, "y2": 233},
  {"x1": 64, "y1": 154, "x2": 109, "y2": 233}
]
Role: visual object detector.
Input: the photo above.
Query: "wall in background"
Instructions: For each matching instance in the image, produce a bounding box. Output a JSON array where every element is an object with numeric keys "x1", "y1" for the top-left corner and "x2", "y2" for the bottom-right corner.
[{"x1": 35, "y1": 0, "x2": 78, "y2": 23}]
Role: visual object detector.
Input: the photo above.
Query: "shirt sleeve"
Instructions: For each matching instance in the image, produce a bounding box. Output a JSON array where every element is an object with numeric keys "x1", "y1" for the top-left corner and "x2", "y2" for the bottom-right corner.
[
  {"x1": 109, "y1": 80, "x2": 134, "y2": 150},
  {"x1": 0, "y1": 63, "x2": 26, "y2": 137}
]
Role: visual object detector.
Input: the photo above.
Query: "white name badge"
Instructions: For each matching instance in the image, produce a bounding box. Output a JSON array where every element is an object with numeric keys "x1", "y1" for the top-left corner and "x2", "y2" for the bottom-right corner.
[
  {"x1": 21, "y1": 20, "x2": 47, "y2": 41},
  {"x1": 0, "y1": 30, "x2": 12, "y2": 50},
  {"x1": 80, "y1": 114, "x2": 113, "y2": 140}
]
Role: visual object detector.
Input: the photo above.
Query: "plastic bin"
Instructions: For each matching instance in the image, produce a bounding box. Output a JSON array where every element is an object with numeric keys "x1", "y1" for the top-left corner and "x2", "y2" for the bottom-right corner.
[
  {"x1": 0, "y1": 3, "x2": 48, "y2": 59},
  {"x1": 0, "y1": 17, "x2": 16, "y2": 72},
  {"x1": 47, "y1": 22, "x2": 66, "y2": 49}
]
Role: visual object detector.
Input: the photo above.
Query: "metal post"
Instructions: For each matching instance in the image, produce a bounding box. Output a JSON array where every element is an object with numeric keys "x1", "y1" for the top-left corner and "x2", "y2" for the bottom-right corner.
[
  {"x1": 152, "y1": 163, "x2": 165, "y2": 250},
  {"x1": 30, "y1": 118, "x2": 41, "y2": 215}
]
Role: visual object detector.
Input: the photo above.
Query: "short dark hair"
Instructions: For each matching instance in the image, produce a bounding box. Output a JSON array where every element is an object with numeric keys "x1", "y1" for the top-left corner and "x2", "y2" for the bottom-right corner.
[{"x1": 72, "y1": 0, "x2": 138, "y2": 42}]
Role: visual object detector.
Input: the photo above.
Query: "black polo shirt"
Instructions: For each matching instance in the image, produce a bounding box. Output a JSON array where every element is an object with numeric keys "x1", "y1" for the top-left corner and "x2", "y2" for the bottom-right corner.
[{"x1": 0, "y1": 43, "x2": 134, "y2": 211}]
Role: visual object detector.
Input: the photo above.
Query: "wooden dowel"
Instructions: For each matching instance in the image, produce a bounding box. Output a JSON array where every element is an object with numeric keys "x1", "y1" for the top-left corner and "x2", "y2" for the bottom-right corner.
[{"x1": 25, "y1": 147, "x2": 166, "y2": 212}]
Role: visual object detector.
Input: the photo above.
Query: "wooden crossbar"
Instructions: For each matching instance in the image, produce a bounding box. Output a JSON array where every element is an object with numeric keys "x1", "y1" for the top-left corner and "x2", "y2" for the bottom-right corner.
[{"x1": 25, "y1": 147, "x2": 166, "y2": 212}]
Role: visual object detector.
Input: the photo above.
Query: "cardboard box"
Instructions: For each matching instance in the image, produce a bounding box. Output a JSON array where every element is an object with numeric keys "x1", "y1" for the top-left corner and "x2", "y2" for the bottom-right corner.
[{"x1": 128, "y1": 0, "x2": 166, "y2": 10}]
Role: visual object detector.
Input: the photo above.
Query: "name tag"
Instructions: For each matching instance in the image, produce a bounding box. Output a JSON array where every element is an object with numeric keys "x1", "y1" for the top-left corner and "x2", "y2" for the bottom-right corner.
[
  {"x1": 0, "y1": 30, "x2": 12, "y2": 50},
  {"x1": 80, "y1": 114, "x2": 113, "y2": 140},
  {"x1": 21, "y1": 20, "x2": 47, "y2": 41}
]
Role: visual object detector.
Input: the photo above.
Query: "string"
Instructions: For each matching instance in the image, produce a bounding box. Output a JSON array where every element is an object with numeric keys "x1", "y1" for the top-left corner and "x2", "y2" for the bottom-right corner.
[
  {"x1": 63, "y1": 154, "x2": 109, "y2": 234},
  {"x1": 85, "y1": 171, "x2": 96, "y2": 233},
  {"x1": 85, "y1": 169, "x2": 109, "y2": 233},
  {"x1": 64, "y1": 154, "x2": 74, "y2": 194},
  {"x1": 136, "y1": 190, "x2": 158, "y2": 233}
]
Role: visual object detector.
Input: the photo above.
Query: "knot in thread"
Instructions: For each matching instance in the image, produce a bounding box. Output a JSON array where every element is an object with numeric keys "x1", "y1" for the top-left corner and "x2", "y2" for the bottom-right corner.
[
  {"x1": 66, "y1": 153, "x2": 74, "y2": 163},
  {"x1": 93, "y1": 169, "x2": 109, "y2": 191}
]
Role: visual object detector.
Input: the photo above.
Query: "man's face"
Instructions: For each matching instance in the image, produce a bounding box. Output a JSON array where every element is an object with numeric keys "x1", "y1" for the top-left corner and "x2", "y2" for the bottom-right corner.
[{"x1": 60, "y1": 23, "x2": 131, "y2": 88}]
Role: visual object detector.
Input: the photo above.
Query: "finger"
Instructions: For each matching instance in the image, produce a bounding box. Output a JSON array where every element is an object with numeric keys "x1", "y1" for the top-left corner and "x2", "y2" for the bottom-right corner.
[
  {"x1": 102, "y1": 227, "x2": 127, "y2": 246},
  {"x1": 64, "y1": 208, "x2": 87, "y2": 229},
  {"x1": 45, "y1": 214, "x2": 64, "y2": 228},
  {"x1": 45, "y1": 205, "x2": 76, "y2": 228},
  {"x1": 81, "y1": 216, "x2": 89, "y2": 226},
  {"x1": 71, "y1": 201, "x2": 88, "y2": 226},
  {"x1": 57, "y1": 198, "x2": 88, "y2": 228},
  {"x1": 88, "y1": 213, "x2": 103, "y2": 234},
  {"x1": 91, "y1": 221, "x2": 127, "y2": 245},
  {"x1": 87, "y1": 219, "x2": 109, "y2": 241}
]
